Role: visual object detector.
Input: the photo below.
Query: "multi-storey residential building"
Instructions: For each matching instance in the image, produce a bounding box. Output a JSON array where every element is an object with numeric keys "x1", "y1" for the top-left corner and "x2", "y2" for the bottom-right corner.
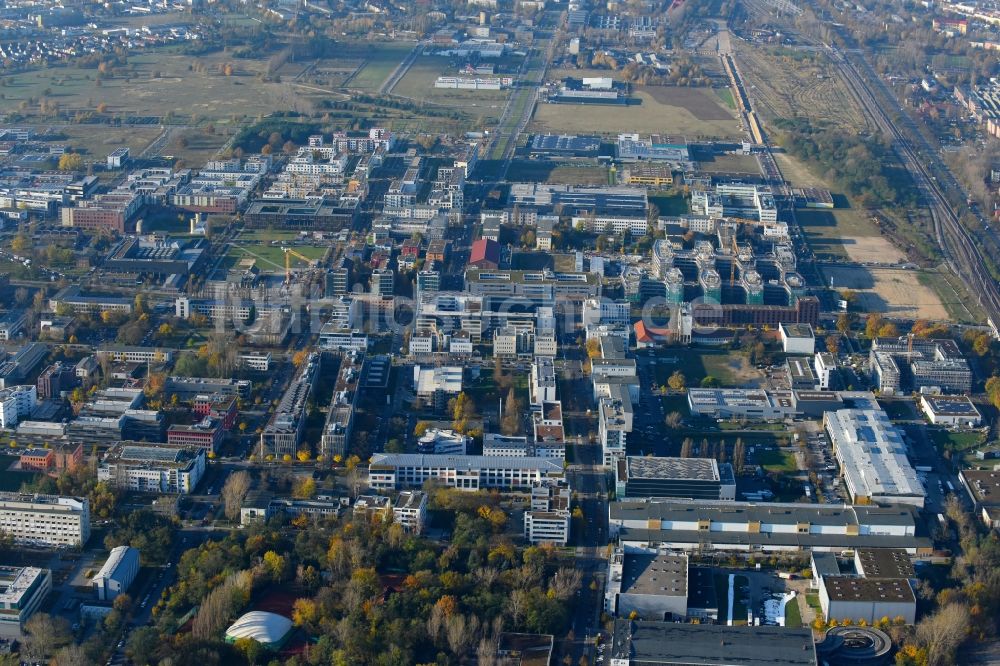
[
  {"x1": 0, "y1": 493, "x2": 90, "y2": 547},
  {"x1": 193, "y1": 393, "x2": 238, "y2": 430},
  {"x1": 869, "y1": 337, "x2": 971, "y2": 395},
  {"x1": 98, "y1": 444, "x2": 206, "y2": 494},
  {"x1": 320, "y1": 351, "x2": 363, "y2": 458},
  {"x1": 368, "y1": 454, "x2": 564, "y2": 491}
]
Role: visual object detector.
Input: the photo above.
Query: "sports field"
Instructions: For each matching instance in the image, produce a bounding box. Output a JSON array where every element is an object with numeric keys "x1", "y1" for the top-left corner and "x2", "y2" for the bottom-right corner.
[{"x1": 531, "y1": 86, "x2": 742, "y2": 138}]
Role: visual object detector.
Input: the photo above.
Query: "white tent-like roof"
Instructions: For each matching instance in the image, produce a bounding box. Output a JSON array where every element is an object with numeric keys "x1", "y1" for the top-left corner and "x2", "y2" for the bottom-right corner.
[{"x1": 224, "y1": 611, "x2": 292, "y2": 645}]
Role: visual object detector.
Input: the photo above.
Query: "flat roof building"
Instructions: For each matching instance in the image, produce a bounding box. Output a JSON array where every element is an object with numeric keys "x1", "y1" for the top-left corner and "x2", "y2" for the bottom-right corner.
[
  {"x1": 0, "y1": 493, "x2": 90, "y2": 547},
  {"x1": 825, "y1": 409, "x2": 925, "y2": 507},
  {"x1": 368, "y1": 454, "x2": 563, "y2": 492},
  {"x1": 780, "y1": 322, "x2": 815, "y2": 355},
  {"x1": 614, "y1": 457, "x2": 735, "y2": 501},
  {"x1": 820, "y1": 576, "x2": 916, "y2": 625},
  {"x1": 609, "y1": 620, "x2": 816, "y2": 666},
  {"x1": 605, "y1": 550, "x2": 688, "y2": 620},
  {"x1": 98, "y1": 444, "x2": 206, "y2": 495},
  {"x1": 609, "y1": 499, "x2": 931, "y2": 554},
  {"x1": 959, "y1": 469, "x2": 1000, "y2": 529},
  {"x1": 0, "y1": 566, "x2": 51, "y2": 637},
  {"x1": 687, "y1": 388, "x2": 796, "y2": 421},
  {"x1": 920, "y1": 394, "x2": 982, "y2": 427}
]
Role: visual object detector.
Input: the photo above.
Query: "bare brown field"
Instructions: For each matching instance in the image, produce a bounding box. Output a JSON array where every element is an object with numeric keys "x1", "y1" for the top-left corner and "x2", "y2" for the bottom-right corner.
[
  {"x1": 733, "y1": 43, "x2": 869, "y2": 132},
  {"x1": 642, "y1": 86, "x2": 734, "y2": 120},
  {"x1": 55, "y1": 125, "x2": 163, "y2": 160},
  {"x1": 821, "y1": 265, "x2": 947, "y2": 319},
  {"x1": 531, "y1": 87, "x2": 741, "y2": 138}
]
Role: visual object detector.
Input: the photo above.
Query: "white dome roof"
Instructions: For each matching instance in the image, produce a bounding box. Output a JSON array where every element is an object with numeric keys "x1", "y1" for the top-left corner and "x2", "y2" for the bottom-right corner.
[{"x1": 225, "y1": 611, "x2": 293, "y2": 645}]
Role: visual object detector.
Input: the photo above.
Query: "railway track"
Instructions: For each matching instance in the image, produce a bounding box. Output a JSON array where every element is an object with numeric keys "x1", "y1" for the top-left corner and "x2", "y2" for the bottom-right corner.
[{"x1": 827, "y1": 46, "x2": 1000, "y2": 331}]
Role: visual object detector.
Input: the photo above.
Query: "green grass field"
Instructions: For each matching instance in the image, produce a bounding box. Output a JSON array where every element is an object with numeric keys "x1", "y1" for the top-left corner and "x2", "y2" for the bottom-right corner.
[
  {"x1": 349, "y1": 43, "x2": 417, "y2": 90},
  {"x1": 784, "y1": 597, "x2": 803, "y2": 628},
  {"x1": 755, "y1": 449, "x2": 797, "y2": 473},
  {"x1": 928, "y1": 429, "x2": 984, "y2": 454},
  {"x1": 648, "y1": 192, "x2": 688, "y2": 216},
  {"x1": 917, "y1": 268, "x2": 986, "y2": 324},
  {"x1": 227, "y1": 244, "x2": 328, "y2": 273}
]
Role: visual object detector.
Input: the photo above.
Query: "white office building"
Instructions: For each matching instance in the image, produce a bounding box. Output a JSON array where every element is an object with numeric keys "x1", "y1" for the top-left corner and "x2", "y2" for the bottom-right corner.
[
  {"x1": 368, "y1": 454, "x2": 563, "y2": 491},
  {"x1": 392, "y1": 491, "x2": 428, "y2": 534},
  {"x1": 98, "y1": 444, "x2": 206, "y2": 495},
  {"x1": 0, "y1": 566, "x2": 51, "y2": 637},
  {"x1": 0, "y1": 385, "x2": 36, "y2": 429}
]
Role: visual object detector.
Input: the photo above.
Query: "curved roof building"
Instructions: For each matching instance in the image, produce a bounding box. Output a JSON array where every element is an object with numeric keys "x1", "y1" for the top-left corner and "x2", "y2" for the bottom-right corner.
[{"x1": 224, "y1": 611, "x2": 293, "y2": 648}]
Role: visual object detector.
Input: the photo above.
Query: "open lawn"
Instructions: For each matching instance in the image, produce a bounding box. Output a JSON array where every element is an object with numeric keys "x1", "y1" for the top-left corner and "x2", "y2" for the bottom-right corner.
[
  {"x1": 755, "y1": 449, "x2": 797, "y2": 473},
  {"x1": 531, "y1": 86, "x2": 742, "y2": 138},
  {"x1": 784, "y1": 597, "x2": 803, "y2": 628},
  {"x1": 651, "y1": 349, "x2": 764, "y2": 388},
  {"x1": 928, "y1": 428, "x2": 985, "y2": 454},
  {"x1": 696, "y1": 153, "x2": 761, "y2": 174},
  {"x1": 227, "y1": 244, "x2": 329, "y2": 273},
  {"x1": 820, "y1": 265, "x2": 948, "y2": 319},
  {"x1": 348, "y1": 42, "x2": 416, "y2": 90},
  {"x1": 50, "y1": 124, "x2": 164, "y2": 162},
  {"x1": 388, "y1": 54, "x2": 510, "y2": 127},
  {"x1": 796, "y1": 208, "x2": 905, "y2": 264}
]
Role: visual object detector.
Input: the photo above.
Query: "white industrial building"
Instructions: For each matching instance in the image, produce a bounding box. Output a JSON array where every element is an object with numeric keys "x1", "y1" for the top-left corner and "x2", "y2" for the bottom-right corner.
[
  {"x1": 919, "y1": 395, "x2": 982, "y2": 427},
  {"x1": 530, "y1": 357, "x2": 558, "y2": 405},
  {"x1": 687, "y1": 388, "x2": 796, "y2": 421},
  {"x1": 605, "y1": 550, "x2": 688, "y2": 620},
  {"x1": 824, "y1": 409, "x2": 925, "y2": 507},
  {"x1": 92, "y1": 545, "x2": 140, "y2": 601}
]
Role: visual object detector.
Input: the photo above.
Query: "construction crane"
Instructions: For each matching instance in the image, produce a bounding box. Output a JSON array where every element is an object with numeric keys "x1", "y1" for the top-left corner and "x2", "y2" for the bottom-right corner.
[
  {"x1": 282, "y1": 247, "x2": 317, "y2": 284},
  {"x1": 730, "y1": 234, "x2": 740, "y2": 287}
]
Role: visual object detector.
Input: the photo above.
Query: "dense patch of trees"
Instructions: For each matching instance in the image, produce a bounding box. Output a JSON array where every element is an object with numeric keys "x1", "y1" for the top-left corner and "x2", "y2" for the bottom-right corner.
[
  {"x1": 775, "y1": 119, "x2": 915, "y2": 209},
  {"x1": 138, "y1": 486, "x2": 579, "y2": 665}
]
